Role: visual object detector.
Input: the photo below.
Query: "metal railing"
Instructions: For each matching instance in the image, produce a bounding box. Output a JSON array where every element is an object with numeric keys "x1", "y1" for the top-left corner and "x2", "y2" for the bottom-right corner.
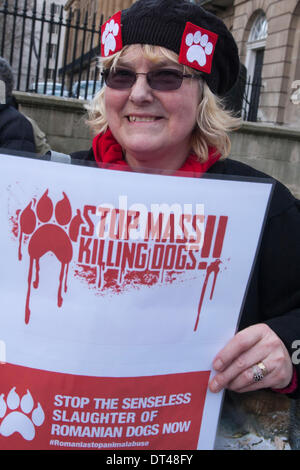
[
  {"x1": 0, "y1": 0, "x2": 104, "y2": 99},
  {"x1": 241, "y1": 75, "x2": 264, "y2": 122},
  {"x1": 223, "y1": 64, "x2": 263, "y2": 122},
  {"x1": 0, "y1": 0, "x2": 263, "y2": 119}
]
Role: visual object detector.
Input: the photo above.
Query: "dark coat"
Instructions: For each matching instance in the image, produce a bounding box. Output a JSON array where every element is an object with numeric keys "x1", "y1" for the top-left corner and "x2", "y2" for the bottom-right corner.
[
  {"x1": 0, "y1": 104, "x2": 36, "y2": 154},
  {"x1": 71, "y1": 149, "x2": 300, "y2": 398}
]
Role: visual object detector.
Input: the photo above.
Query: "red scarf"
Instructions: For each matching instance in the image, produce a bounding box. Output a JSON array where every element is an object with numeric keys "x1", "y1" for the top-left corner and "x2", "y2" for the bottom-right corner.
[{"x1": 92, "y1": 128, "x2": 221, "y2": 177}]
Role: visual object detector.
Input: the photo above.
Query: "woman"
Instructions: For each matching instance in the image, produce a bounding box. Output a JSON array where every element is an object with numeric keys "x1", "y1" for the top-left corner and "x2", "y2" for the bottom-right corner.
[{"x1": 73, "y1": 0, "x2": 300, "y2": 398}]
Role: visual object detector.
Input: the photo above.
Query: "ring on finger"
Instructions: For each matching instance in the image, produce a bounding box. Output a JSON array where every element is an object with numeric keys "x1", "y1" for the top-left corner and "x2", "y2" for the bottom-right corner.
[{"x1": 252, "y1": 361, "x2": 268, "y2": 383}]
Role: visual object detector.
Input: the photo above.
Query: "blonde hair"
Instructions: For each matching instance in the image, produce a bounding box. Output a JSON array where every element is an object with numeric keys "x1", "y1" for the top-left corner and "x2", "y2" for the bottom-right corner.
[{"x1": 88, "y1": 45, "x2": 241, "y2": 162}]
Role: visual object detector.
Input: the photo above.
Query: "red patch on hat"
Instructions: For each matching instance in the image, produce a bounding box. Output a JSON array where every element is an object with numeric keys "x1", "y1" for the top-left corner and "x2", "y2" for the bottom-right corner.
[
  {"x1": 101, "y1": 11, "x2": 123, "y2": 57},
  {"x1": 179, "y1": 22, "x2": 218, "y2": 74}
]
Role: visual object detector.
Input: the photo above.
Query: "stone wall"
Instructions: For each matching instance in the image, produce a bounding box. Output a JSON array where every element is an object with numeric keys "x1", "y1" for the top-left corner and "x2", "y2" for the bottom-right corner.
[
  {"x1": 229, "y1": 121, "x2": 300, "y2": 198},
  {"x1": 14, "y1": 91, "x2": 93, "y2": 155},
  {"x1": 14, "y1": 92, "x2": 300, "y2": 198}
]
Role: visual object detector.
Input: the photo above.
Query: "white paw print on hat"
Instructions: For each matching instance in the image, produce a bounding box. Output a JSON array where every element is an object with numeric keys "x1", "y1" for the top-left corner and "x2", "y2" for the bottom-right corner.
[
  {"x1": 102, "y1": 19, "x2": 120, "y2": 56},
  {"x1": 185, "y1": 31, "x2": 213, "y2": 67}
]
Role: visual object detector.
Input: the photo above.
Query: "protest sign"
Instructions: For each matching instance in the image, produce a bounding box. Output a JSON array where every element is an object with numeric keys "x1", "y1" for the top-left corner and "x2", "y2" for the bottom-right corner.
[{"x1": 0, "y1": 153, "x2": 272, "y2": 449}]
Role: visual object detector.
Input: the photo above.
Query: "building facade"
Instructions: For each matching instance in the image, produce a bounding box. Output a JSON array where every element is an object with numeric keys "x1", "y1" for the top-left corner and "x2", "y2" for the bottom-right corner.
[
  {"x1": 199, "y1": 0, "x2": 300, "y2": 127},
  {"x1": 64, "y1": 0, "x2": 134, "y2": 23}
]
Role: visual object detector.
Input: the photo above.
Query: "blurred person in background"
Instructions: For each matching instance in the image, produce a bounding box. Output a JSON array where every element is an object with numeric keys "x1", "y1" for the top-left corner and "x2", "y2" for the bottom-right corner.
[{"x1": 0, "y1": 57, "x2": 50, "y2": 155}]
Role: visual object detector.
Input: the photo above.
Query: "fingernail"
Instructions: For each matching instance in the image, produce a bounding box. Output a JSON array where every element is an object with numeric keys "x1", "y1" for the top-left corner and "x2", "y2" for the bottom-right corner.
[
  {"x1": 214, "y1": 358, "x2": 223, "y2": 371},
  {"x1": 210, "y1": 379, "x2": 221, "y2": 393}
]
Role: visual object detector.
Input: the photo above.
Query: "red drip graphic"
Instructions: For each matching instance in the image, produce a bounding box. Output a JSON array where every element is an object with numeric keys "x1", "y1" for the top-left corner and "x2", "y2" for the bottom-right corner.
[
  {"x1": 194, "y1": 259, "x2": 221, "y2": 332},
  {"x1": 18, "y1": 191, "x2": 83, "y2": 324}
]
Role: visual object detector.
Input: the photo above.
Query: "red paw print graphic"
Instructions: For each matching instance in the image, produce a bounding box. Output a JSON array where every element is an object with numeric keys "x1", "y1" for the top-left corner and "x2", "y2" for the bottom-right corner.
[{"x1": 18, "y1": 190, "x2": 83, "y2": 324}]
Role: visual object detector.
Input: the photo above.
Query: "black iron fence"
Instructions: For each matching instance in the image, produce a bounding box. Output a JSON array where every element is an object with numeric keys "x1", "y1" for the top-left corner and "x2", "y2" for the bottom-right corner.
[
  {"x1": 241, "y1": 76, "x2": 264, "y2": 122},
  {"x1": 0, "y1": 0, "x2": 104, "y2": 99},
  {"x1": 223, "y1": 64, "x2": 264, "y2": 122},
  {"x1": 0, "y1": 0, "x2": 263, "y2": 119}
]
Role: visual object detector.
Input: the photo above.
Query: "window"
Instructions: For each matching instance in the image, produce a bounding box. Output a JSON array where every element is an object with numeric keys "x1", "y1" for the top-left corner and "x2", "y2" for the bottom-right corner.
[
  {"x1": 48, "y1": 23, "x2": 59, "y2": 34},
  {"x1": 43, "y1": 68, "x2": 55, "y2": 80},
  {"x1": 50, "y1": 3, "x2": 60, "y2": 15},
  {"x1": 249, "y1": 13, "x2": 268, "y2": 43},
  {"x1": 244, "y1": 12, "x2": 268, "y2": 121},
  {"x1": 46, "y1": 43, "x2": 58, "y2": 59}
]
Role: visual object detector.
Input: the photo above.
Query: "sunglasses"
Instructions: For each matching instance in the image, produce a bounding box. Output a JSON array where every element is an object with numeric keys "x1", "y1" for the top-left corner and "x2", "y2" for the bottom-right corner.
[{"x1": 101, "y1": 68, "x2": 201, "y2": 91}]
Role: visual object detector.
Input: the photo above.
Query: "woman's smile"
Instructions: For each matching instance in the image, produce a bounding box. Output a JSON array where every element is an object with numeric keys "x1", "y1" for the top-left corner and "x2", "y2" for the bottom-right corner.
[{"x1": 126, "y1": 115, "x2": 162, "y2": 123}]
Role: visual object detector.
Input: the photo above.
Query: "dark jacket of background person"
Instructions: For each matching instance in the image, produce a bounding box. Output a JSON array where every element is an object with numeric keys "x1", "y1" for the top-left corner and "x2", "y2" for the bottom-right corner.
[
  {"x1": 6, "y1": 94, "x2": 51, "y2": 156},
  {"x1": 0, "y1": 57, "x2": 40, "y2": 155},
  {"x1": 0, "y1": 102, "x2": 36, "y2": 154}
]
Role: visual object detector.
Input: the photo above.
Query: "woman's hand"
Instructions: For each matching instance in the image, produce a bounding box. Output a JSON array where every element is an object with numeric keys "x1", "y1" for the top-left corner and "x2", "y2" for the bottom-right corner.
[{"x1": 209, "y1": 323, "x2": 293, "y2": 393}]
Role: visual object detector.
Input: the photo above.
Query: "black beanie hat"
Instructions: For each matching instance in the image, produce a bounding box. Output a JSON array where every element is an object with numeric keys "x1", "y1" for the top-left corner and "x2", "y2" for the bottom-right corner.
[{"x1": 101, "y1": 0, "x2": 240, "y2": 96}]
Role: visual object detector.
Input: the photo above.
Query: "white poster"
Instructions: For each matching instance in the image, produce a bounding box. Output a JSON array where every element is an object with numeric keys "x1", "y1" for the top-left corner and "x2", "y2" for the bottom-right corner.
[{"x1": 0, "y1": 154, "x2": 272, "y2": 450}]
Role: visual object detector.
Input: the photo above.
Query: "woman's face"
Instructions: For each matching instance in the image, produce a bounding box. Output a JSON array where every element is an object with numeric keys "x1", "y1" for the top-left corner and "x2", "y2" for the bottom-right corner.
[{"x1": 104, "y1": 45, "x2": 201, "y2": 171}]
